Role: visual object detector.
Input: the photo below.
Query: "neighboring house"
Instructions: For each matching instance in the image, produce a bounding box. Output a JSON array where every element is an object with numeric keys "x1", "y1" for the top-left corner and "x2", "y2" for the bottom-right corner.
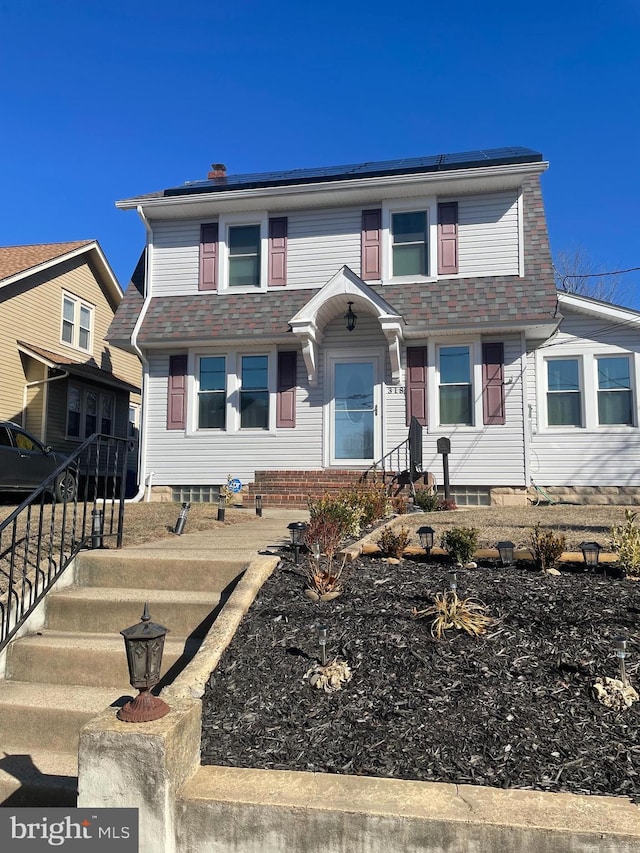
[
  {"x1": 106, "y1": 148, "x2": 640, "y2": 506},
  {"x1": 0, "y1": 240, "x2": 142, "y2": 488}
]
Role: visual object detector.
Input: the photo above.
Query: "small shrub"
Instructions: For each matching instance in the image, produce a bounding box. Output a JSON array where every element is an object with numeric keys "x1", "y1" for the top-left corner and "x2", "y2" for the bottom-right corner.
[
  {"x1": 377, "y1": 525, "x2": 411, "y2": 559},
  {"x1": 413, "y1": 590, "x2": 492, "y2": 639},
  {"x1": 413, "y1": 490, "x2": 458, "y2": 512},
  {"x1": 530, "y1": 523, "x2": 566, "y2": 572},
  {"x1": 441, "y1": 526, "x2": 479, "y2": 564},
  {"x1": 611, "y1": 510, "x2": 640, "y2": 577},
  {"x1": 341, "y1": 481, "x2": 391, "y2": 527},
  {"x1": 304, "y1": 515, "x2": 344, "y2": 559},
  {"x1": 390, "y1": 495, "x2": 410, "y2": 514},
  {"x1": 304, "y1": 553, "x2": 346, "y2": 596},
  {"x1": 307, "y1": 493, "x2": 364, "y2": 541}
]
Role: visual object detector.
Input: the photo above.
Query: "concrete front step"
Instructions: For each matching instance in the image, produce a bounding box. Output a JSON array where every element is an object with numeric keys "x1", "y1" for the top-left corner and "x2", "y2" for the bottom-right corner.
[
  {"x1": 0, "y1": 682, "x2": 118, "y2": 753},
  {"x1": 6, "y1": 631, "x2": 201, "y2": 689},
  {"x1": 0, "y1": 747, "x2": 77, "y2": 807},
  {"x1": 46, "y1": 587, "x2": 224, "y2": 637},
  {"x1": 75, "y1": 552, "x2": 246, "y2": 592}
]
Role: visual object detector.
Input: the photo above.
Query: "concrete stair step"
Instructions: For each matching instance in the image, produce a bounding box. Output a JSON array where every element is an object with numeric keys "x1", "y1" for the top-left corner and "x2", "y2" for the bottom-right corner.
[
  {"x1": 0, "y1": 682, "x2": 119, "y2": 753},
  {"x1": 0, "y1": 747, "x2": 77, "y2": 806},
  {"x1": 46, "y1": 587, "x2": 224, "y2": 637},
  {"x1": 75, "y1": 552, "x2": 245, "y2": 592},
  {"x1": 6, "y1": 631, "x2": 201, "y2": 689}
]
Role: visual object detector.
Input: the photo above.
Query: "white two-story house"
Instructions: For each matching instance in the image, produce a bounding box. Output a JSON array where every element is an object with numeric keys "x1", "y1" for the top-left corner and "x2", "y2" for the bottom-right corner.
[{"x1": 107, "y1": 148, "x2": 640, "y2": 506}]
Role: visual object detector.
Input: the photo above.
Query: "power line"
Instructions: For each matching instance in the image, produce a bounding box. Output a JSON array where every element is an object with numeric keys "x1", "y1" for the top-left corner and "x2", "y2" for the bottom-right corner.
[{"x1": 556, "y1": 264, "x2": 640, "y2": 283}]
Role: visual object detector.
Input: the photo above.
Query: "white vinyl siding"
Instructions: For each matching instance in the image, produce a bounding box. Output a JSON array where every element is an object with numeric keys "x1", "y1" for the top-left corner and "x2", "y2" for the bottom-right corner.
[
  {"x1": 457, "y1": 191, "x2": 519, "y2": 277},
  {"x1": 528, "y1": 308, "x2": 640, "y2": 486},
  {"x1": 151, "y1": 221, "x2": 202, "y2": 296},
  {"x1": 286, "y1": 207, "x2": 361, "y2": 288}
]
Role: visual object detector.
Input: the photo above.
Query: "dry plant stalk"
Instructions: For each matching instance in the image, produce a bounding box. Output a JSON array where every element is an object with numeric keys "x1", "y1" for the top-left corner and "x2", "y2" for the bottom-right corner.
[
  {"x1": 413, "y1": 590, "x2": 493, "y2": 639},
  {"x1": 305, "y1": 553, "x2": 347, "y2": 596}
]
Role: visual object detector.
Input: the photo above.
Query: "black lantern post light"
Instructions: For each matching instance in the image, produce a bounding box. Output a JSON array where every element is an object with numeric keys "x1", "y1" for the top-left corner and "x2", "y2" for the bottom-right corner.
[
  {"x1": 497, "y1": 540, "x2": 515, "y2": 567},
  {"x1": 615, "y1": 636, "x2": 629, "y2": 686},
  {"x1": 118, "y1": 603, "x2": 170, "y2": 723},
  {"x1": 344, "y1": 301, "x2": 357, "y2": 332},
  {"x1": 580, "y1": 541, "x2": 602, "y2": 569},
  {"x1": 417, "y1": 526, "x2": 435, "y2": 558},
  {"x1": 288, "y1": 521, "x2": 307, "y2": 564},
  {"x1": 173, "y1": 502, "x2": 190, "y2": 535},
  {"x1": 255, "y1": 495, "x2": 263, "y2": 517}
]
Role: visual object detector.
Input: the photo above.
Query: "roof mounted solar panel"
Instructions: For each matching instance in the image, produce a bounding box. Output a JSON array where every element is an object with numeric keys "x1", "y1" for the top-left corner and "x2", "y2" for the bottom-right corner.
[{"x1": 163, "y1": 147, "x2": 543, "y2": 198}]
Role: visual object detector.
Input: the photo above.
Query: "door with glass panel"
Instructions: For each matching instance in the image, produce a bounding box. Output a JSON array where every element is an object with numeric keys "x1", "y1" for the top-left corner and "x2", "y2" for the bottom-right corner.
[{"x1": 329, "y1": 357, "x2": 380, "y2": 465}]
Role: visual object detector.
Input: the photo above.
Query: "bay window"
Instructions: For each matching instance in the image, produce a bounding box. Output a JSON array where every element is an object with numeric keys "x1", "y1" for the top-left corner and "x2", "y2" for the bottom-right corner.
[{"x1": 67, "y1": 385, "x2": 114, "y2": 439}]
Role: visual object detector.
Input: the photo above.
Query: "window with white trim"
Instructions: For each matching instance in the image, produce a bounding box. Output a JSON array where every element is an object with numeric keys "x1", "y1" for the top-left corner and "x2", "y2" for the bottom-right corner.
[
  {"x1": 439, "y1": 345, "x2": 473, "y2": 425},
  {"x1": 198, "y1": 356, "x2": 226, "y2": 429},
  {"x1": 67, "y1": 385, "x2": 114, "y2": 439},
  {"x1": 240, "y1": 355, "x2": 269, "y2": 429},
  {"x1": 61, "y1": 294, "x2": 93, "y2": 352},
  {"x1": 546, "y1": 358, "x2": 582, "y2": 427},
  {"x1": 391, "y1": 211, "x2": 428, "y2": 277},
  {"x1": 194, "y1": 352, "x2": 273, "y2": 432},
  {"x1": 228, "y1": 225, "x2": 261, "y2": 287},
  {"x1": 597, "y1": 356, "x2": 633, "y2": 425}
]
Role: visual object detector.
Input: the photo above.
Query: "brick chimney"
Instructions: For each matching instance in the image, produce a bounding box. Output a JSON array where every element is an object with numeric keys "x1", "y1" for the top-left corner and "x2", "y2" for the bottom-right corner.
[{"x1": 207, "y1": 163, "x2": 227, "y2": 181}]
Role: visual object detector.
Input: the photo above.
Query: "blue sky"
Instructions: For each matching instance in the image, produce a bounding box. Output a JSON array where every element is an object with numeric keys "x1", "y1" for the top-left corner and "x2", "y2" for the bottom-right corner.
[{"x1": 1, "y1": 1, "x2": 639, "y2": 304}]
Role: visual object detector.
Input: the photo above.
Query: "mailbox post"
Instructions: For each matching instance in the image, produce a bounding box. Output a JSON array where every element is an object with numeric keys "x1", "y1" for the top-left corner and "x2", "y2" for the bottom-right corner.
[{"x1": 437, "y1": 437, "x2": 451, "y2": 502}]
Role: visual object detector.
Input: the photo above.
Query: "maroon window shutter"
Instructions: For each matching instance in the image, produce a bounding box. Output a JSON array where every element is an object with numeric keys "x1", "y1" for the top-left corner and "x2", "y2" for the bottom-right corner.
[
  {"x1": 277, "y1": 351, "x2": 297, "y2": 428},
  {"x1": 268, "y1": 217, "x2": 287, "y2": 286},
  {"x1": 406, "y1": 347, "x2": 427, "y2": 426},
  {"x1": 167, "y1": 354, "x2": 187, "y2": 430},
  {"x1": 361, "y1": 209, "x2": 382, "y2": 280},
  {"x1": 199, "y1": 223, "x2": 218, "y2": 291},
  {"x1": 438, "y1": 202, "x2": 458, "y2": 275},
  {"x1": 482, "y1": 342, "x2": 505, "y2": 425}
]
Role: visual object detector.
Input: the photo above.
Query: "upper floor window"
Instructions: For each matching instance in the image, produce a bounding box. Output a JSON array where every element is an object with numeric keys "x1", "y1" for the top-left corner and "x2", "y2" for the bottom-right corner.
[
  {"x1": 392, "y1": 211, "x2": 428, "y2": 277},
  {"x1": 61, "y1": 294, "x2": 93, "y2": 352},
  {"x1": 547, "y1": 359, "x2": 582, "y2": 427},
  {"x1": 597, "y1": 356, "x2": 633, "y2": 425},
  {"x1": 67, "y1": 385, "x2": 114, "y2": 439},
  {"x1": 439, "y1": 345, "x2": 472, "y2": 425},
  {"x1": 198, "y1": 356, "x2": 226, "y2": 429},
  {"x1": 240, "y1": 355, "x2": 269, "y2": 429},
  {"x1": 228, "y1": 225, "x2": 261, "y2": 287}
]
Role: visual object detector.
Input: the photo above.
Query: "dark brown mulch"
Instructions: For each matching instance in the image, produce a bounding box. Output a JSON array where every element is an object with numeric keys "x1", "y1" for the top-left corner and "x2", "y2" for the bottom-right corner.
[{"x1": 201, "y1": 551, "x2": 640, "y2": 801}]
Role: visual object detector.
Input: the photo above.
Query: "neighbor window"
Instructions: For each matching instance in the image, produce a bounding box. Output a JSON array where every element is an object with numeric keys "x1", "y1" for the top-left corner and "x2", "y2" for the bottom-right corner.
[
  {"x1": 228, "y1": 224, "x2": 261, "y2": 287},
  {"x1": 198, "y1": 357, "x2": 226, "y2": 429},
  {"x1": 67, "y1": 385, "x2": 114, "y2": 439},
  {"x1": 61, "y1": 294, "x2": 93, "y2": 351},
  {"x1": 597, "y1": 356, "x2": 633, "y2": 425},
  {"x1": 240, "y1": 355, "x2": 269, "y2": 429},
  {"x1": 439, "y1": 346, "x2": 472, "y2": 425},
  {"x1": 547, "y1": 359, "x2": 582, "y2": 426},
  {"x1": 392, "y1": 211, "x2": 428, "y2": 277}
]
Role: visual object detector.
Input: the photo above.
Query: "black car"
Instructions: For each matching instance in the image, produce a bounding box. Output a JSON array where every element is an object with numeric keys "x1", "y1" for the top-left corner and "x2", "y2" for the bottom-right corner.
[{"x1": 0, "y1": 421, "x2": 76, "y2": 501}]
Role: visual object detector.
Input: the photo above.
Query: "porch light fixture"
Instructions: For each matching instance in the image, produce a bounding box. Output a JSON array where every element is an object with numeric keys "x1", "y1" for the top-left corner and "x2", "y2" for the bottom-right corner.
[
  {"x1": 288, "y1": 521, "x2": 307, "y2": 564},
  {"x1": 173, "y1": 502, "x2": 190, "y2": 535},
  {"x1": 614, "y1": 635, "x2": 628, "y2": 686},
  {"x1": 497, "y1": 540, "x2": 515, "y2": 567},
  {"x1": 117, "y1": 603, "x2": 170, "y2": 723},
  {"x1": 317, "y1": 624, "x2": 328, "y2": 666},
  {"x1": 580, "y1": 541, "x2": 602, "y2": 568},
  {"x1": 344, "y1": 301, "x2": 357, "y2": 332},
  {"x1": 255, "y1": 495, "x2": 263, "y2": 517},
  {"x1": 417, "y1": 526, "x2": 435, "y2": 555}
]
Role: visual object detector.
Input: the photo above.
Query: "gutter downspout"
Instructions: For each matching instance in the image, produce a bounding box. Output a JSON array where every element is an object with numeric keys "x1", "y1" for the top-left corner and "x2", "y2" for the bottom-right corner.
[
  {"x1": 22, "y1": 370, "x2": 70, "y2": 440},
  {"x1": 125, "y1": 205, "x2": 155, "y2": 503}
]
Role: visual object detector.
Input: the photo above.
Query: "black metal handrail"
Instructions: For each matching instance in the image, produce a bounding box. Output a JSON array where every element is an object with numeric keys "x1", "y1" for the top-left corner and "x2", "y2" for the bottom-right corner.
[
  {"x1": 361, "y1": 417, "x2": 424, "y2": 494},
  {"x1": 0, "y1": 433, "x2": 128, "y2": 652}
]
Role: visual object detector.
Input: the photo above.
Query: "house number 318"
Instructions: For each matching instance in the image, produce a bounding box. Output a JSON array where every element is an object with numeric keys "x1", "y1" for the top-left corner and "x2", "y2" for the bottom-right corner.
[{"x1": 386, "y1": 386, "x2": 405, "y2": 395}]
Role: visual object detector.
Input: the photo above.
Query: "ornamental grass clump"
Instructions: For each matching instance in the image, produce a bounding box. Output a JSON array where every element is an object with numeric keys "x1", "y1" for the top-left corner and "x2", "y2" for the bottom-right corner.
[
  {"x1": 441, "y1": 526, "x2": 479, "y2": 565},
  {"x1": 530, "y1": 523, "x2": 565, "y2": 572},
  {"x1": 376, "y1": 525, "x2": 411, "y2": 559},
  {"x1": 413, "y1": 590, "x2": 492, "y2": 639},
  {"x1": 610, "y1": 510, "x2": 640, "y2": 577}
]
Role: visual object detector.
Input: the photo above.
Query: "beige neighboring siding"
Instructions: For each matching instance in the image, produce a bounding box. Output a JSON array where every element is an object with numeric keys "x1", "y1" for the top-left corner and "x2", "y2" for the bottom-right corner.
[
  {"x1": 0, "y1": 252, "x2": 141, "y2": 437},
  {"x1": 23, "y1": 360, "x2": 47, "y2": 438}
]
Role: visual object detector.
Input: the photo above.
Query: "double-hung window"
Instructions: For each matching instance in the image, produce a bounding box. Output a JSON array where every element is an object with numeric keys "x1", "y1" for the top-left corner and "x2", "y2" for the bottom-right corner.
[
  {"x1": 61, "y1": 294, "x2": 93, "y2": 351},
  {"x1": 439, "y1": 346, "x2": 472, "y2": 425},
  {"x1": 597, "y1": 356, "x2": 633, "y2": 425},
  {"x1": 198, "y1": 357, "x2": 226, "y2": 429},
  {"x1": 391, "y1": 211, "x2": 428, "y2": 277},
  {"x1": 67, "y1": 385, "x2": 114, "y2": 439},
  {"x1": 240, "y1": 355, "x2": 269, "y2": 429},
  {"x1": 228, "y1": 225, "x2": 261, "y2": 287},
  {"x1": 547, "y1": 359, "x2": 582, "y2": 426}
]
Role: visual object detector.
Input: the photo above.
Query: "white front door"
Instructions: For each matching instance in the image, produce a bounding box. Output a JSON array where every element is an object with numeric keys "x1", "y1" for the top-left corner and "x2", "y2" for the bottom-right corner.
[{"x1": 328, "y1": 354, "x2": 381, "y2": 466}]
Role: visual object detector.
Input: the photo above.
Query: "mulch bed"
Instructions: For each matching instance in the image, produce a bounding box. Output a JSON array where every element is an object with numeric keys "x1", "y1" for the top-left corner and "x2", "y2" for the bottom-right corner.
[{"x1": 201, "y1": 549, "x2": 640, "y2": 801}]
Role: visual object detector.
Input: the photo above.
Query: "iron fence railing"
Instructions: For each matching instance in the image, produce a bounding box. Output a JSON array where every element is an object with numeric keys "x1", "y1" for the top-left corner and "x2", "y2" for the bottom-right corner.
[
  {"x1": 0, "y1": 433, "x2": 128, "y2": 652},
  {"x1": 361, "y1": 417, "x2": 424, "y2": 496}
]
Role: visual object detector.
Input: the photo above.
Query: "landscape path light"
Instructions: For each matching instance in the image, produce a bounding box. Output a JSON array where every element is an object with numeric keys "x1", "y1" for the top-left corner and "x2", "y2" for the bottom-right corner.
[
  {"x1": 317, "y1": 624, "x2": 328, "y2": 666},
  {"x1": 288, "y1": 521, "x2": 307, "y2": 564},
  {"x1": 417, "y1": 526, "x2": 435, "y2": 556},
  {"x1": 217, "y1": 492, "x2": 226, "y2": 522},
  {"x1": 497, "y1": 540, "x2": 515, "y2": 567},
  {"x1": 448, "y1": 570, "x2": 458, "y2": 593},
  {"x1": 255, "y1": 495, "x2": 263, "y2": 517},
  {"x1": 615, "y1": 635, "x2": 628, "y2": 686},
  {"x1": 173, "y1": 502, "x2": 190, "y2": 535},
  {"x1": 117, "y1": 603, "x2": 170, "y2": 723},
  {"x1": 91, "y1": 508, "x2": 104, "y2": 549},
  {"x1": 580, "y1": 541, "x2": 602, "y2": 569}
]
